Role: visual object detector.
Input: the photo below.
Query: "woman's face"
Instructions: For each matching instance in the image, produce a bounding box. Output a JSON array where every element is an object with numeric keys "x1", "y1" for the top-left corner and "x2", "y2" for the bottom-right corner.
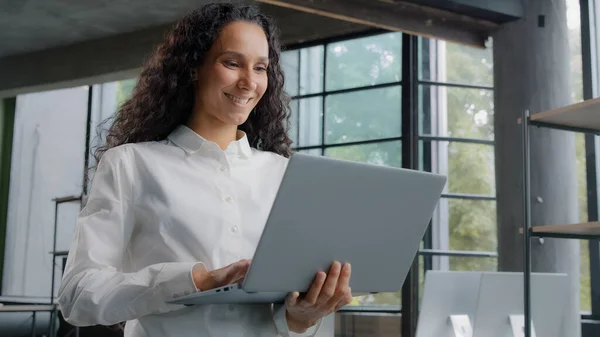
[{"x1": 193, "y1": 20, "x2": 270, "y2": 126}]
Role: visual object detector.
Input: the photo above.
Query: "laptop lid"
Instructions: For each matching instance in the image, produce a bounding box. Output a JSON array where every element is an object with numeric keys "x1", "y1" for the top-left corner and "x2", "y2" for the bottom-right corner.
[{"x1": 242, "y1": 153, "x2": 447, "y2": 293}]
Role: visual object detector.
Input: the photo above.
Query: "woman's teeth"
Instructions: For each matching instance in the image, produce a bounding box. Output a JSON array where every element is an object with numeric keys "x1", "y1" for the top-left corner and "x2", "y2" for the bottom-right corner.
[{"x1": 225, "y1": 93, "x2": 250, "y2": 104}]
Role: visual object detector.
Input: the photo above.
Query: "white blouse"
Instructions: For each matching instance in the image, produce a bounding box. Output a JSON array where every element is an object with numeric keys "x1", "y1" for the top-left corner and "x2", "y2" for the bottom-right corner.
[{"x1": 57, "y1": 125, "x2": 321, "y2": 337}]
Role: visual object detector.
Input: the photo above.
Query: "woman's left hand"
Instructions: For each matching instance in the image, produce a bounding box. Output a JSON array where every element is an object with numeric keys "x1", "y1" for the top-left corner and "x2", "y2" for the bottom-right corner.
[{"x1": 284, "y1": 261, "x2": 352, "y2": 333}]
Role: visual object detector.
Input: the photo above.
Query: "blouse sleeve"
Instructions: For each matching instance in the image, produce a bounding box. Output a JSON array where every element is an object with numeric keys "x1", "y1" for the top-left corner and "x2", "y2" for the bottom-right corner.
[
  {"x1": 272, "y1": 303, "x2": 323, "y2": 337},
  {"x1": 57, "y1": 147, "x2": 203, "y2": 326}
]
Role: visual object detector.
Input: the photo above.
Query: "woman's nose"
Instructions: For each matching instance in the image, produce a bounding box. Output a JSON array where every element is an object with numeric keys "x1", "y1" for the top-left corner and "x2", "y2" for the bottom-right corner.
[{"x1": 237, "y1": 71, "x2": 258, "y2": 91}]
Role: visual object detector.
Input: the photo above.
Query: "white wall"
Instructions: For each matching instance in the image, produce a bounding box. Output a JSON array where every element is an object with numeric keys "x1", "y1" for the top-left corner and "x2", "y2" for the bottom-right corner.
[{"x1": 2, "y1": 86, "x2": 88, "y2": 298}]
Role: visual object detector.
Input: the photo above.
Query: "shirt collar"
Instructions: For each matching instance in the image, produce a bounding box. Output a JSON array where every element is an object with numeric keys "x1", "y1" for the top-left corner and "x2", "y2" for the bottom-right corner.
[{"x1": 168, "y1": 125, "x2": 253, "y2": 158}]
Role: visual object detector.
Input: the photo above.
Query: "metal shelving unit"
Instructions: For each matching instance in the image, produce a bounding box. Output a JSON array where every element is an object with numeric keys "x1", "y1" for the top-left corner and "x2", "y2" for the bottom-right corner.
[
  {"x1": 520, "y1": 99, "x2": 600, "y2": 337},
  {"x1": 48, "y1": 194, "x2": 83, "y2": 337}
]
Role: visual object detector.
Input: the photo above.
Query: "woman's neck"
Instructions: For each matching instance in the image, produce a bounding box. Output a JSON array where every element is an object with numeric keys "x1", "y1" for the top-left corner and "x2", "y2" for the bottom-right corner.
[{"x1": 187, "y1": 114, "x2": 238, "y2": 151}]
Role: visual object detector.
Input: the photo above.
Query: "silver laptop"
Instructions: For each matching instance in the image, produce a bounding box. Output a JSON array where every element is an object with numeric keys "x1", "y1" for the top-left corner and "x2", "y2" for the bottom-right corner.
[{"x1": 168, "y1": 152, "x2": 447, "y2": 305}]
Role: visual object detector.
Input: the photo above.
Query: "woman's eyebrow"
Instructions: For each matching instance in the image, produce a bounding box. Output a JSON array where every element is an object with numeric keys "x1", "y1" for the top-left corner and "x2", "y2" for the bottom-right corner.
[{"x1": 220, "y1": 51, "x2": 269, "y2": 62}]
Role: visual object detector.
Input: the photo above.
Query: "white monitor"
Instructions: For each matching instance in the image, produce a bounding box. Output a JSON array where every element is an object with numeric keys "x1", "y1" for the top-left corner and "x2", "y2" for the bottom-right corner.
[
  {"x1": 473, "y1": 271, "x2": 568, "y2": 337},
  {"x1": 416, "y1": 270, "x2": 481, "y2": 337},
  {"x1": 416, "y1": 271, "x2": 569, "y2": 337}
]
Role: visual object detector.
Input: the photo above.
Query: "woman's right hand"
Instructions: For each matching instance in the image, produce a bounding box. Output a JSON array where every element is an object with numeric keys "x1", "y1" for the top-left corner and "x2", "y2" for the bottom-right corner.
[{"x1": 192, "y1": 259, "x2": 251, "y2": 291}]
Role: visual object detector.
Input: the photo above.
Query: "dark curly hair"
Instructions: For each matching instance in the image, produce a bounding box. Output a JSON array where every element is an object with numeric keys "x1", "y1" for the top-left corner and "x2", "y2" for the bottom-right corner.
[{"x1": 93, "y1": 2, "x2": 292, "y2": 164}]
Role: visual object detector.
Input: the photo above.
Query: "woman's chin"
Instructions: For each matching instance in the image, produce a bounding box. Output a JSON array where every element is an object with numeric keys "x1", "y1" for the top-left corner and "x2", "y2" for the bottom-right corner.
[{"x1": 224, "y1": 113, "x2": 252, "y2": 126}]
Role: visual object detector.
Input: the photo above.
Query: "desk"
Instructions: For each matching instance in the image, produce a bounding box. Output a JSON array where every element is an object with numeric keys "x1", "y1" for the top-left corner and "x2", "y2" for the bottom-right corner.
[{"x1": 0, "y1": 304, "x2": 55, "y2": 337}]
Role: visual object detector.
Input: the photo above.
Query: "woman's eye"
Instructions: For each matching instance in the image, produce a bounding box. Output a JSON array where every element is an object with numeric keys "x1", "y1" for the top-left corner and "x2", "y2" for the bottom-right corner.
[
  {"x1": 225, "y1": 61, "x2": 239, "y2": 67},
  {"x1": 255, "y1": 66, "x2": 267, "y2": 72}
]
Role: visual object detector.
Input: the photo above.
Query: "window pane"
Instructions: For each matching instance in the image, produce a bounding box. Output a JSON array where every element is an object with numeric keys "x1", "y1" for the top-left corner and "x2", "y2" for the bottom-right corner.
[
  {"x1": 336, "y1": 313, "x2": 401, "y2": 336},
  {"x1": 448, "y1": 256, "x2": 497, "y2": 272},
  {"x1": 576, "y1": 132, "x2": 591, "y2": 311},
  {"x1": 348, "y1": 291, "x2": 401, "y2": 307},
  {"x1": 117, "y1": 78, "x2": 137, "y2": 106},
  {"x1": 325, "y1": 86, "x2": 401, "y2": 144},
  {"x1": 3, "y1": 86, "x2": 89, "y2": 297},
  {"x1": 87, "y1": 79, "x2": 136, "y2": 187},
  {"x1": 299, "y1": 46, "x2": 324, "y2": 95},
  {"x1": 290, "y1": 97, "x2": 323, "y2": 147},
  {"x1": 282, "y1": 46, "x2": 324, "y2": 96},
  {"x1": 282, "y1": 50, "x2": 300, "y2": 96},
  {"x1": 581, "y1": 241, "x2": 591, "y2": 312},
  {"x1": 326, "y1": 32, "x2": 402, "y2": 91},
  {"x1": 297, "y1": 148, "x2": 322, "y2": 156},
  {"x1": 325, "y1": 141, "x2": 402, "y2": 167},
  {"x1": 420, "y1": 85, "x2": 494, "y2": 140},
  {"x1": 289, "y1": 98, "x2": 299, "y2": 146},
  {"x1": 447, "y1": 198, "x2": 497, "y2": 253},
  {"x1": 419, "y1": 255, "x2": 425, "y2": 303},
  {"x1": 420, "y1": 141, "x2": 495, "y2": 195},
  {"x1": 419, "y1": 37, "x2": 493, "y2": 87}
]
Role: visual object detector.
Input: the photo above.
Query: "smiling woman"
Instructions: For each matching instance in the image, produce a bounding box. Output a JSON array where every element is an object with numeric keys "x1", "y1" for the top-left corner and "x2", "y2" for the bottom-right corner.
[{"x1": 56, "y1": 2, "x2": 351, "y2": 337}]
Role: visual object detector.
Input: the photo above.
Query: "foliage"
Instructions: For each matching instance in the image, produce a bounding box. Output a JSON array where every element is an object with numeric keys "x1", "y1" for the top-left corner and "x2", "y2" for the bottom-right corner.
[
  {"x1": 116, "y1": 79, "x2": 137, "y2": 108},
  {"x1": 570, "y1": 24, "x2": 591, "y2": 312},
  {"x1": 442, "y1": 42, "x2": 496, "y2": 273}
]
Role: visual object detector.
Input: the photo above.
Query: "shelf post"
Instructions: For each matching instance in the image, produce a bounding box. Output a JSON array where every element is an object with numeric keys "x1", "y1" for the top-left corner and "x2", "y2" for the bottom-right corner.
[
  {"x1": 48, "y1": 199, "x2": 59, "y2": 337},
  {"x1": 521, "y1": 109, "x2": 532, "y2": 337}
]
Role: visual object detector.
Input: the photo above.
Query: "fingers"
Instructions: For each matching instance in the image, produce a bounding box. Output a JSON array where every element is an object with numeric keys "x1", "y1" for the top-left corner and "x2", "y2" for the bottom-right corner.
[
  {"x1": 317, "y1": 261, "x2": 342, "y2": 305},
  {"x1": 213, "y1": 259, "x2": 251, "y2": 288},
  {"x1": 192, "y1": 263, "x2": 209, "y2": 290},
  {"x1": 334, "y1": 287, "x2": 353, "y2": 312},
  {"x1": 236, "y1": 259, "x2": 251, "y2": 274},
  {"x1": 328, "y1": 263, "x2": 351, "y2": 309},
  {"x1": 230, "y1": 259, "x2": 251, "y2": 283},
  {"x1": 287, "y1": 261, "x2": 352, "y2": 312},
  {"x1": 286, "y1": 291, "x2": 301, "y2": 307},
  {"x1": 336, "y1": 263, "x2": 351, "y2": 295},
  {"x1": 236, "y1": 259, "x2": 251, "y2": 269},
  {"x1": 330, "y1": 284, "x2": 353, "y2": 314},
  {"x1": 285, "y1": 262, "x2": 353, "y2": 327},
  {"x1": 303, "y1": 271, "x2": 327, "y2": 305},
  {"x1": 333, "y1": 298, "x2": 351, "y2": 312}
]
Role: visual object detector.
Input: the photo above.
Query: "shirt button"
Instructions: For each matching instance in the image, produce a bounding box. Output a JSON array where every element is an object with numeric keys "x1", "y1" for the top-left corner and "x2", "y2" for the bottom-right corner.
[
  {"x1": 229, "y1": 305, "x2": 235, "y2": 312},
  {"x1": 224, "y1": 196, "x2": 233, "y2": 204},
  {"x1": 231, "y1": 226, "x2": 239, "y2": 233},
  {"x1": 219, "y1": 166, "x2": 226, "y2": 172}
]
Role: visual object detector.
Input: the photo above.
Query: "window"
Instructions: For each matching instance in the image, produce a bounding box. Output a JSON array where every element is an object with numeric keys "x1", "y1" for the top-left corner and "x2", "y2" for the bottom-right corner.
[
  {"x1": 567, "y1": 0, "x2": 592, "y2": 314},
  {"x1": 581, "y1": 0, "x2": 600, "y2": 319},
  {"x1": 1, "y1": 78, "x2": 137, "y2": 299},
  {"x1": 86, "y1": 78, "x2": 137, "y2": 188},
  {"x1": 283, "y1": 29, "x2": 497, "y2": 318},
  {"x1": 283, "y1": 30, "x2": 498, "y2": 336},
  {"x1": 419, "y1": 36, "x2": 496, "y2": 277},
  {"x1": 283, "y1": 32, "x2": 403, "y2": 309},
  {"x1": 2, "y1": 86, "x2": 89, "y2": 298},
  {"x1": 326, "y1": 33, "x2": 402, "y2": 91}
]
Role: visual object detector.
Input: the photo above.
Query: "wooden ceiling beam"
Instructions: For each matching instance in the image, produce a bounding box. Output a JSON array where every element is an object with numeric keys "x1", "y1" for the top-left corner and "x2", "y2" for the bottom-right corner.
[{"x1": 257, "y1": 0, "x2": 499, "y2": 48}]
